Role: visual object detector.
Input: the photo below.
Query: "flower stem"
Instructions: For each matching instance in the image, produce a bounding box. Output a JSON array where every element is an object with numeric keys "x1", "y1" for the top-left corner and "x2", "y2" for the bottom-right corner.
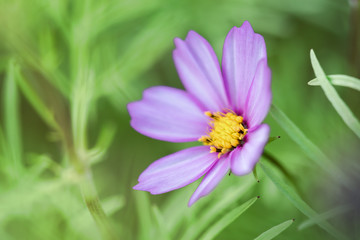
[
  {"x1": 65, "y1": 136, "x2": 117, "y2": 239},
  {"x1": 79, "y1": 166, "x2": 118, "y2": 240}
]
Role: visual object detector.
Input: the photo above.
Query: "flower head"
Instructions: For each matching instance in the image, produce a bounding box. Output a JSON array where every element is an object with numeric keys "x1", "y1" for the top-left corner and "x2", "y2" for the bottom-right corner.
[{"x1": 128, "y1": 21, "x2": 272, "y2": 206}]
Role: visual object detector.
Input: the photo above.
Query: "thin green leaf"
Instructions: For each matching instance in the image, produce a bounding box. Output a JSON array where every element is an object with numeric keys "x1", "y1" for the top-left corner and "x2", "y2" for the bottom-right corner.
[
  {"x1": 152, "y1": 205, "x2": 170, "y2": 240},
  {"x1": 260, "y1": 160, "x2": 348, "y2": 240},
  {"x1": 253, "y1": 166, "x2": 259, "y2": 182},
  {"x1": 269, "y1": 104, "x2": 349, "y2": 184},
  {"x1": 254, "y1": 219, "x2": 294, "y2": 240},
  {"x1": 71, "y1": 65, "x2": 95, "y2": 151},
  {"x1": 89, "y1": 122, "x2": 117, "y2": 165},
  {"x1": 3, "y1": 60, "x2": 23, "y2": 178},
  {"x1": 308, "y1": 74, "x2": 360, "y2": 92},
  {"x1": 267, "y1": 136, "x2": 281, "y2": 144},
  {"x1": 102, "y1": 195, "x2": 125, "y2": 216},
  {"x1": 16, "y1": 68, "x2": 59, "y2": 131},
  {"x1": 199, "y1": 197, "x2": 258, "y2": 240},
  {"x1": 310, "y1": 50, "x2": 360, "y2": 138},
  {"x1": 298, "y1": 205, "x2": 351, "y2": 230},
  {"x1": 179, "y1": 178, "x2": 256, "y2": 240},
  {"x1": 134, "y1": 191, "x2": 154, "y2": 240}
]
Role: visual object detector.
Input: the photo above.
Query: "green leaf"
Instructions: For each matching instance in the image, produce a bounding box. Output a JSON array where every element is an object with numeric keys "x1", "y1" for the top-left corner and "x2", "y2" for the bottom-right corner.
[
  {"x1": 267, "y1": 136, "x2": 281, "y2": 144},
  {"x1": 260, "y1": 160, "x2": 348, "y2": 240},
  {"x1": 310, "y1": 50, "x2": 360, "y2": 138},
  {"x1": 253, "y1": 165, "x2": 260, "y2": 182},
  {"x1": 179, "y1": 178, "x2": 256, "y2": 240},
  {"x1": 15, "y1": 67, "x2": 59, "y2": 131},
  {"x1": 71, "y1": 66, "x2": 95, "y2": 151},
  {"x1": 308, "y1": 74, "x2": 360, "y2": 92},
  {"x1": 89, "y1": 122, "x2": 117, "y2": 165},
  {"x1": 298, "y1": 205, "x2": 350, "y2": 230},
  {"x1": 134, "y1": 191, "x2": 154, "y2": 240},
  {"x1": 254, "y1": 219, "x2": 294, "y2": 240},
  {"x1": 199, "y1": 197, "x2": 258, "y2": 240},
  {"x1": 269, "y1": 104, "x2": 349, "y2": 184},
  {"x1": 3, "y1": 60, "x2": 23, "y2": 178},
  {"x1": 152, "y1": 205, "x2": 170, "y2": 240}
]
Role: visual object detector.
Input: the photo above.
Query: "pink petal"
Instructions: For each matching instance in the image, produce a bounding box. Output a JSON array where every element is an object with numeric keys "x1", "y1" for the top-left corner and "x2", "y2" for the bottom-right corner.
[
  {"x1": 230, "y1": 124, "x2": 269, "y2": 176},
  {"x1": 128, "y1": 86, "x2": 208, "y2": 142},
  {"x1": 134, "y1": 146, "x2": 217, "y2": 194},
  {"x1": 173, "y1": 31, "x2": 229, "y2": 112},
  {"x1": 244, "y1": 59, "x2": 272, "y2": 129},
  {"x1": 222, "y1": 21, "x2": 267, "y2": 114},
  {"x1": 188, "y1": 156, "x2": 230, "y2": 206}
]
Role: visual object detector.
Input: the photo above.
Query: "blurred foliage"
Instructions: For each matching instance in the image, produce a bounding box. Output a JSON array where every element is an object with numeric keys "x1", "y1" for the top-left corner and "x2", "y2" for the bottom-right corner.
[{"x1": 0, "y1": 0, "x2": 359, "y2": 239}]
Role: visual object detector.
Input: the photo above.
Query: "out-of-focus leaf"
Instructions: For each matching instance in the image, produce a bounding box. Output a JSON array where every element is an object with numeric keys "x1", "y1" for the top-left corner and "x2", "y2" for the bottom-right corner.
[
  {"x1": 3, "y1": 60, "x2": 23, "y2": 178},
  {"x1": 310, "y1": 50, "x2": 360, "y2": 138},
  {"x1": 269, "y1": 104, "x2": 349, "y2": 184},
  {"x1": 90, "y1": 0, "x2": 163, "y2": 38},
  {"x1": 89, "y1": 122, "x2": 117, "y2": 164},
  {"x1": 103, "y1": 195, "x2": 126, "y2": 216},
  {"x1": 16, "y1": 69, "x2": 59, "y2": 130},
  {"x1": 134, "y1": 191, "x2": 154, "y2": 240},
  {"x1": 254, "y1": 219, "x2": 294, "y2": 240},
  {"x1": 308, "y1": 74, "x2": 360, "y2": 92},
  {"x1": 152, "y1": 205, "x2": 170, "y2": 240},
  {"x1": 199, "y1": 196, "x2": 258, "y2": 240},
  {"x1": 179, "y1": 177, "x2": 256, "y2": 240},
  {"x1": 298, "y1": 205, "x2": 351, "y2": 230},
  {"x1": 260, "y1": 160, "x2": 348, "y2": 240},
  {"x1": 71, "y1": 56, "x2": 95, "y2": 151},
  {"x1": 101, "y1": 10, "x2": 188, "y2": 103}
]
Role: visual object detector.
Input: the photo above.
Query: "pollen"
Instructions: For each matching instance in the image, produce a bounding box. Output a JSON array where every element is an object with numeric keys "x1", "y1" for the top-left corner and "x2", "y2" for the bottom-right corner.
[{"x1": 199, "y1": 111, "x2": 248, "y2": 158}]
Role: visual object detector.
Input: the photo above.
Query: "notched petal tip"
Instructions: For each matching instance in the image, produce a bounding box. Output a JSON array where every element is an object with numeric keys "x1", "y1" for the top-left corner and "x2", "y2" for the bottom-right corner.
[
  {"x1": 133, "y1": 146, "x2": 217, "y2": 196},
  {"x1": 240, "y1": 20, "x2": 253, "y2": 31},
  {"x1": 185, "y1": 30, "x2": 200, "y2": 40},
  {"x1": 188, "y1": 196, "x2": 196, "y2": 207},
  {"x1": 187, "y1": 157, "x2": 230, "y2": 206},
  {"x1": 222, "y1": 20, "x2": 268, "y2": 113},
  {"x1": 133, "y1": 183, "x2": 161, "y2": 195},
  {"x1": 229, "y1": 20, "x2": 255, "y2": 33},
  {"x1": 133, "y1": 183, "x2": 143, "y2": 191},
  {"x1": 173, "y1": 37, "x2": 184, "y2": 48}
]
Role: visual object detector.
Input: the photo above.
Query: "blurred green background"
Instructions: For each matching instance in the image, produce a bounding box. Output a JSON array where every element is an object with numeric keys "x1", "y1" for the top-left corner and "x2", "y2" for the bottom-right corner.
[{"x1": 0, "y1": 0, "x2": 359, "y2": 239}]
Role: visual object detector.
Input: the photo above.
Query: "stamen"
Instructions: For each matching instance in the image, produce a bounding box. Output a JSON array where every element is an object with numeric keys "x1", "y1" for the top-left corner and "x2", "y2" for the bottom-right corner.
[{"x1": 199, "y1": 111, "x2": 248, "y2": 158}]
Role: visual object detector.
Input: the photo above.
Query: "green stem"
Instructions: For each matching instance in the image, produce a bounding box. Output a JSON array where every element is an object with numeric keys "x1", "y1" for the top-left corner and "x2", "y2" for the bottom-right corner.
[
  {"x1": 66, "y1": 142, "x2": 117, "y2": 240},
  {"x1": 79, "y1": 166, "x2": 118, "y2": 240}
]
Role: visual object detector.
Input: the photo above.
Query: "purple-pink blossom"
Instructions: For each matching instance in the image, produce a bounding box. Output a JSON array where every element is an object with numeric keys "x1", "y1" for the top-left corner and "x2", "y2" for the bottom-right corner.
[{"x1": 128, "y1": 21, "x2": 272, "y2": 206}]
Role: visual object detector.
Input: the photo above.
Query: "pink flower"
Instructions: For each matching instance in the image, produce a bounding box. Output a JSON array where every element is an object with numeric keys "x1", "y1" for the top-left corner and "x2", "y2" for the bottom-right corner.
[{"x1": 128, "y1": 21, "x2": 271, "y2": 206}]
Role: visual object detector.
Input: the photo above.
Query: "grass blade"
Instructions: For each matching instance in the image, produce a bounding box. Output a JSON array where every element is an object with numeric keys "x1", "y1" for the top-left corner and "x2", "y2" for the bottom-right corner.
[
  {"x1": 308, "y1": 74, "x2": 360, "y2": 92},
  {"x1": 310, "y1": 50, "x2": 360, "y2": 138},
  {"x1": 199, "y1": 197, "x2": 258, "y2": 240},
  {"x1": 269, "y1": 104, "x2": 349, "y2": 184},
  {"x1": 259, "y1": 160, "x2": 348, "y2": 240},
  {"x1": 254, "y1": 219, "x2": 294, "y2": 240}
]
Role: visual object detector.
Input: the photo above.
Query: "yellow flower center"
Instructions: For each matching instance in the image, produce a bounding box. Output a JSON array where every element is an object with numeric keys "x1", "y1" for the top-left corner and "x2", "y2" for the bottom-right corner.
[{"x1": 199, "y1": 111, "x2": 248, "y2": 158}]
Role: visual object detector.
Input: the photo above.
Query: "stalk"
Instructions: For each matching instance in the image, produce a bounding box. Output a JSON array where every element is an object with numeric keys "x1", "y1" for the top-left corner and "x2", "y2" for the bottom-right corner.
[{"x1": 79, "y1": 165, "x2": 118, "y2": 240}]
